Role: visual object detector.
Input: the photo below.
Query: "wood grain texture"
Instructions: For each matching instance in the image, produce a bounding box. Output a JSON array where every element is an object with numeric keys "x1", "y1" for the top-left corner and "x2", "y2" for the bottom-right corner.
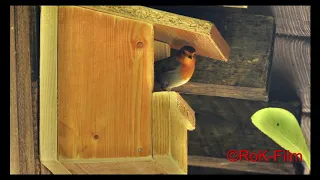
[
  {"x1": 39, "y1": 5, "x2": 59, "y2": 166},
  {"x1": 152, "y1": 93, "x2": 170, "y2": 157},
  {"x1": 10, "y1": 5, "x2": 19, "y2": 174},
  {"x1": 60, "y1": 157, "x2": 166, "y2": 174},
  {"x1": 269, "y1": 35, "x2": 310, "y2": 112},
  {"x1": 301, "y1": 113, "x2": 310, "y2": 152},
  {"x1": 300, "y1": 113, "x2": 310, "y2": 174},
  {"x1": 149, "y1": 6, "x2": 274, "y2": 101},
  {"x1": 270, "y1": 6, "x2": 310, "y2": 37},
  {"x1": 57, "y1": 6, "x2": 154, "y2": 159},
  {"x1": 188, "y1": 156, "x2": 294, "y2": 174},
  {"x1": 40, "y1": 6, "x2": 69, "y2": 175},
  {"x1": 81, "y1": 6, "x2": 230, "y2": 61},
  {"x1": 10, "y1": 6, "x2": 40, "y2": 174},
  {"x1": 173, "y1": 82, "x2": 268, "y2": 102},
  {"x1": 152, "y1": 92, "x2": 196, "y2": 174},
  {"x1": 154, "y1": 41, "x2": 170, "y2": 61},
  {"x1": 41, "y1": 160, "x2": 71, "y2": 174},
  {"x1": 40, "y1": 163, "x2": 52, "y2": 174}
]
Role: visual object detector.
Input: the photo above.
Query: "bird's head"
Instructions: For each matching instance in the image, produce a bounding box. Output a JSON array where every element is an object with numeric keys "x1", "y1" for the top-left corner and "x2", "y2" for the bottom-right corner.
[{"x1": 178, "y1": 46, "x2": 196, "y2": 61}]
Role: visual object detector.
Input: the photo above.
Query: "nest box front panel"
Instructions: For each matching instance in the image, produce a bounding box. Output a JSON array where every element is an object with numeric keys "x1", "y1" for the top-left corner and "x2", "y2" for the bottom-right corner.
[{"x1": 57, "y1": 6, "x2": 154, "y2": 159}]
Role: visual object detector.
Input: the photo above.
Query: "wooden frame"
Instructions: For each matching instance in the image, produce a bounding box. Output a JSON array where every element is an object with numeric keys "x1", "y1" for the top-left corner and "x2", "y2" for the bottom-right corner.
[
  {"x1": 39, "y1": 6, "x2": 71, "y2": 174},
  {"x1": 40, "y1": 6, "x2": 196, "y2": 174}
]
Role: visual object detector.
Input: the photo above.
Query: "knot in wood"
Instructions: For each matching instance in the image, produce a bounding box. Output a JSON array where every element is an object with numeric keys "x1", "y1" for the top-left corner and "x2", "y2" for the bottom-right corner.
[
  {"x1": 137, "y1": 42, "x2": 144, "y2": 48},
  {"x1": 93, "y1": 135, "x2": 99, "y2": 140}
]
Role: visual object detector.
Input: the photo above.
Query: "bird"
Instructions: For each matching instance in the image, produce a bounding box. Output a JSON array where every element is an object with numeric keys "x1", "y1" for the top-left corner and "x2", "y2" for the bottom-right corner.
[{"x1": 154, "y1": 46, "x2": 196, "y2": 91}]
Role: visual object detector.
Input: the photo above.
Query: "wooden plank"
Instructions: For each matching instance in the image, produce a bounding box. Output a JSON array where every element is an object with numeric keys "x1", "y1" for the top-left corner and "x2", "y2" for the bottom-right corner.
[
  {"x1": 10, "y1": 5, "x2": 19, "y2": 174},
  {"x1": 152, "y1": 92, "x2": 196, "y2": 174},
  {"x1": 39, "y1": 6, "x2": 60, "y2": 170},
  {"x1": 270, "y1": 35, "x2": 310, "y2": 112},
  {"x1": 152, "y1": 93, "x2": 171, "y2": 157},
  {"x1": 57, "y1": 6, "x2": 153, "y2": 159},
  {"x1": 270, "y1": 6, "x2": 310, "y2": 37},
  {"x1": 81, "y1": 6, "x2": 230, "y2": 61},
  {"x1": 39, "y1": 5, "x2": 61, "y2": 175},
  {"x1": 15, "y1": 5, "x2": 36, "y2": 173},
  {"x1": 181, "y1": 94, "x2": 300, "y2": 162},
  {"x1": 10, "y1": 6, "x2": 40, "y2": 174},
  {"x1": 170, "y1": 115, "x2": 188, "y2": 174},
  {"x1": 40, "y1": 164, "x2": 52, "y2": 174},
  {"x1": 188, "y1": 156, "x2": 294, "y2": 174},
  {"x1": 154, "y1": 41, "x2": 170, "y2": 61},
  {"x1": 301, "y1": 113, "x2": 310, "y2": 174},
  {"x1": 149, "y1": 7, "x2": 274, "y2": 101},
  {"x1": 173, "y1": 82, "x2": 268, "y2": 102},
  {"x1": 60, "y1": 157, "x2": 166, "y2": 174},
  {"x1": 41, "y1": 160, "x2": 71, "y2": 174}
]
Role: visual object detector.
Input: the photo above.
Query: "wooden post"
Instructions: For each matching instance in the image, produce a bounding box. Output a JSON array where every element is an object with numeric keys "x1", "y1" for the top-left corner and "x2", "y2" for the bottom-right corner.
[
  {"x1": 152, "y1": 92, "x2": 195, "y2": 174},
  {"x1": 10, "y1": 6, "x2": 43, "y2": 175}
]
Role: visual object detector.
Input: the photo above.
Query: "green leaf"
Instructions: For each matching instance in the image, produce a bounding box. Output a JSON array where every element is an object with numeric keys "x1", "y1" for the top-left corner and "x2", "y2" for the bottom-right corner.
[{"x1": 251, "y1": 108, "x2": 310, "y2": 170}]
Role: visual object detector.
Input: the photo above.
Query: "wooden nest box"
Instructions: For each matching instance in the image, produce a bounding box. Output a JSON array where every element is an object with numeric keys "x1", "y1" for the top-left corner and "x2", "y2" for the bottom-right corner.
[{"x1": 40, "y1": 6, "x2": 229, "y2": 174}]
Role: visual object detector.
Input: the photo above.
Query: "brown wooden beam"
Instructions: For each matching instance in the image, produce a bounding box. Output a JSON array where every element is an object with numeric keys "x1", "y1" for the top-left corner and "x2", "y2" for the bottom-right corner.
[
  {"x1": 10, "y1": 6, "x2": 42, "y2": 174},
  {"x1": 173, "y1": 82, "x2": 268, "y2": 102}
]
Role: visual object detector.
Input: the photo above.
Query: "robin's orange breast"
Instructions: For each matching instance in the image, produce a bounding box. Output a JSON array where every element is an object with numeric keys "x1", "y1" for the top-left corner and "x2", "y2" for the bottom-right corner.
[{"x1": 180, "y1": 60, "x2": 195, "y2": 80}]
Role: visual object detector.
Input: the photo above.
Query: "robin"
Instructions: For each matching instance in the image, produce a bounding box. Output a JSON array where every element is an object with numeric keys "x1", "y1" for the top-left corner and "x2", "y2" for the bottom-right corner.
[{"x1": 154, "y1": 46, "x2": 196, "y2": 91}]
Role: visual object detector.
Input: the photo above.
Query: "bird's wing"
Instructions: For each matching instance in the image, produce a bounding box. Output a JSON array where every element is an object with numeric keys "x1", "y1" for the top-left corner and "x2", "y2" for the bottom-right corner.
[{"x1": 154, "y1": 56, "x2": 180, "y2": 73}]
